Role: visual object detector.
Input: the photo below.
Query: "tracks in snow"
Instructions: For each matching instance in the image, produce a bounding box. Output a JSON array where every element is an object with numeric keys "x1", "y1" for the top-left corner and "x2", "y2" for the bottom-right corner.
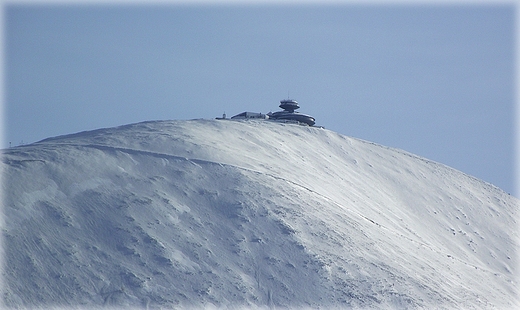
[{"x1": 42, "y1": 142, "x2": 494, "y2": 275}]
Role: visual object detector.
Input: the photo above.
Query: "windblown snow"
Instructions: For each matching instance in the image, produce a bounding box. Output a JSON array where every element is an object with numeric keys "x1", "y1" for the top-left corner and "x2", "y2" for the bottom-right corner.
[{"x1": 1, "y1": 119, "x2": 518, "y2": 309}]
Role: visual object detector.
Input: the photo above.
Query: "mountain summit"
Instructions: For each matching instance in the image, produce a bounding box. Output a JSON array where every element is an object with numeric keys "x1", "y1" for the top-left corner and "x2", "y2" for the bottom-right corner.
[{"x1": 2, "y1": 119, "x2": 518, "y2": 309}]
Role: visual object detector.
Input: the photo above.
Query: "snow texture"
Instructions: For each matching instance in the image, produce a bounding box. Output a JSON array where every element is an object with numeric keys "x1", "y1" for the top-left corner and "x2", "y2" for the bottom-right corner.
[{"x1": 1, "y1": 119, "x2": 518, "y2": 309}]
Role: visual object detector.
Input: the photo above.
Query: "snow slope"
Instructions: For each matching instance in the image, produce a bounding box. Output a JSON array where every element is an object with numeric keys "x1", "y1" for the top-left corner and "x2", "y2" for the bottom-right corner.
[{"x1": 1, "y1": 119, "x2": 518, "y2": 309}]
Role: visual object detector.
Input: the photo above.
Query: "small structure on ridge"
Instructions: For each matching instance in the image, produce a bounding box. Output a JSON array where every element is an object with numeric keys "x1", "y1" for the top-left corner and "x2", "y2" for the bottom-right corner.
[
  {"x1": 228, "y1": 98, "x2": 315, "y2": 126},
  {"x1": 267, "y1": 99, "x2": 315, "y2": 126}
]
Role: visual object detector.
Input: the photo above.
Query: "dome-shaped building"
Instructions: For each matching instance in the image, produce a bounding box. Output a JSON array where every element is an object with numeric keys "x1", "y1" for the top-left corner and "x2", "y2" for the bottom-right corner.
[{"x1": 267, "y1": 99, "x2": 315, "y2": 126}]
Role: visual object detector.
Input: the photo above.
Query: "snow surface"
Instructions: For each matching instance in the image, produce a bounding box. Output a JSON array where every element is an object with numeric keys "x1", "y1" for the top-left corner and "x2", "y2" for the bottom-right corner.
[{"x1": 1, "y1": 119, "x2": 518, "y2": 309}]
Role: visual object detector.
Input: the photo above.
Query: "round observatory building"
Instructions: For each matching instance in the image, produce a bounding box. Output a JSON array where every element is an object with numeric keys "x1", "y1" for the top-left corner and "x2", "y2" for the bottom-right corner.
[{"x1": 267, "y1": 99, "x2": 315, "y2": 126}]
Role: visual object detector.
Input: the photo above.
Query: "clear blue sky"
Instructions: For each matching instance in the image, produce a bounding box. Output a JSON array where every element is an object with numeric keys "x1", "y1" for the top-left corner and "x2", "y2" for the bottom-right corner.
[{"x1": 4, "y1": 3, "x2": 516, "y2": 196}]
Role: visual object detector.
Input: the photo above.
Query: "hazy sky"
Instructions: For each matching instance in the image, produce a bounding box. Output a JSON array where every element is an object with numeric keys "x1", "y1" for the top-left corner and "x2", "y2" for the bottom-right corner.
[{"x1": 4, "y1": 3, "x2": 516, "y2": 195}]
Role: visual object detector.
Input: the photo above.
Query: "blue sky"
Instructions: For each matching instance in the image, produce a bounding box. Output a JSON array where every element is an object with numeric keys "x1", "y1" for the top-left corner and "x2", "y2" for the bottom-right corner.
[{"x1": 4, "y1": 3, "x2": 516, "y2": 195}]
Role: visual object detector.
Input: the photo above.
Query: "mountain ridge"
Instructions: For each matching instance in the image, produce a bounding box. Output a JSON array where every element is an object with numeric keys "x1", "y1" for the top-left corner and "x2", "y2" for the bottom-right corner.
[{"x1": 2, "y1": 119, "x2": 518, "y2": 309}]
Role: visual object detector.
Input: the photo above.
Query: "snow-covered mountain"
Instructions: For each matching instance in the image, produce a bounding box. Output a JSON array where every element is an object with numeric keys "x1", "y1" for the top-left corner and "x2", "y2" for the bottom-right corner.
[{"x1": 1, "y1": 119, "x2": 518, "y2": 309}]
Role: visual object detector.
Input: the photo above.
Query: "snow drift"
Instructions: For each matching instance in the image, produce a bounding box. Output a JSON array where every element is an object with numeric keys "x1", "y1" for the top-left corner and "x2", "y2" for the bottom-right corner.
[{"x1": 1, "y1": 119, "x2": 518, "y2": 309}]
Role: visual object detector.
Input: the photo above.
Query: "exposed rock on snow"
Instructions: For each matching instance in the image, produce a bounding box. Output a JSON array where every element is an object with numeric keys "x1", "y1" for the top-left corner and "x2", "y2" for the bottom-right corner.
[{"x1": 1, "y1": 119, "x2": 518, "y2": 309}]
